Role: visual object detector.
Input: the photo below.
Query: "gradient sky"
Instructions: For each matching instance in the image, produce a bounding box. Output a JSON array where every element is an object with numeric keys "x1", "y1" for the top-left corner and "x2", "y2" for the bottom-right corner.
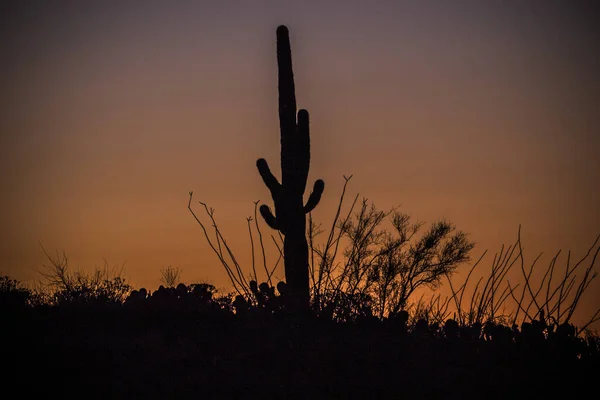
[{"x1": 1, "y1": 1, "x2": 599, "y2": 326}]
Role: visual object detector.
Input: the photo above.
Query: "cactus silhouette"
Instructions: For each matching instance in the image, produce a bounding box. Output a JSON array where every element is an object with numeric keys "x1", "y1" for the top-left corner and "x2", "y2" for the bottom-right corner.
[{"x1": 256, "y1": 25, "x2": 324, "y2": 309}]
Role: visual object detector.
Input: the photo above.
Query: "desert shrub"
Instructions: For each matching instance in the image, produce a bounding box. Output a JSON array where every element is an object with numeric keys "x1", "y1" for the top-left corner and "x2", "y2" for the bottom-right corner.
[
  {"x1": 36, "y1": 248, "x2": 132, "y2": 307},
  {"x1": 159, "y1": 265, "x2": 183, "y2": 288},
  {"x1": 0, "y1": 275, "x2": 31, "y2": 312}
]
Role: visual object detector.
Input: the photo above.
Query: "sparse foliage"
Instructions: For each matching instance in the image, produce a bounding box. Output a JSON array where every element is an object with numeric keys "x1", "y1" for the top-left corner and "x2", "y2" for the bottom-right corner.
[
  {"x1": 308, "y1": 178, "x2": 475, "y2": 321},
  {"x1": 159, "y1": 265, "x2": 183, "y2": 288},
  {"x1": 36, "y1": 246, "x2": 132, "y2": 305},
  {"x1": 443, "y1": 226, "x2": 600, "y2": 337},
  {"x1": 0, "y1": 275, "x2": 32, "y2": 311}
]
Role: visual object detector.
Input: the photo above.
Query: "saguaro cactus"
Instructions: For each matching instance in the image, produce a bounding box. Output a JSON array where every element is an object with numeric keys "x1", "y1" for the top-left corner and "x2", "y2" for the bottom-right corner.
[{"x1": 256, "y1": 25, "x2": 325, "y2": 309}]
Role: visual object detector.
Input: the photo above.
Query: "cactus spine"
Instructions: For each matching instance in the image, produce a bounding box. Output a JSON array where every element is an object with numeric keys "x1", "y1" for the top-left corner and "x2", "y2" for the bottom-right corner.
[{"x1": 256, "y1": 25, "x2": 325, "y2": 309}]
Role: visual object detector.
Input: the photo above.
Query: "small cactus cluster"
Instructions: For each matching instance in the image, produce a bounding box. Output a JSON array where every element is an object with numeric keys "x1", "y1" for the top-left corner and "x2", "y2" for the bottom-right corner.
[
  {"x1": 391, "y1": 312, "x2": 586, "y2": 357},
  {"x1": 124, "y1": 283, "x2": 224, "y2": 315},
  {"x1": 232, "y1": 280, "x2": 290, "y2": 317},
  {"x1": 257, "y1": 25, "x2": 324, "y2": 310}
]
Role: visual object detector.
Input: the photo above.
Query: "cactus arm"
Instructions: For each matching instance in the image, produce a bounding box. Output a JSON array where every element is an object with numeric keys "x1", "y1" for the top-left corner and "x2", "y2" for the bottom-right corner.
[
  {"x1": 256, "y1": 158, "x2": 281, "y2": 230},
  {"x1": 295, "y1": 109, "x2": 311, "y2": 192},
  {"x1": 303, "y1": 179, "x2": 325, "y2": 214},
  {"x1": 259, "y1": 205, "x2": 279, "y2": 230},
  {"x1": 297, "y1": 108, "x2": 323, "y2": 214},
  {"x1": 256, "y1": 158, "x2": 281, "y2": 194}
]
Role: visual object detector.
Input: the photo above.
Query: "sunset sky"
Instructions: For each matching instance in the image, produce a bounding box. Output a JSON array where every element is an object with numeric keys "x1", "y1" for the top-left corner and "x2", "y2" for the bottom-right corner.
[{"x1": 1, "y1": 1, "x2": 598, "y2": 326}]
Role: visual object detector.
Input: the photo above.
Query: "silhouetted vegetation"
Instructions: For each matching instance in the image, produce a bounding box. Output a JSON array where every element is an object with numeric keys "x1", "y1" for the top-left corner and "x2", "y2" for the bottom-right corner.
[
  {"x1": 34, "y1": 246, "x2": 132, "y2": 307},
  {"x1": 306, "y1": 178, "x2": 475, "y2": 322},
  {"x1": 2, "y1": 261, "x2": 598, "y2": 398},
  {"x1": 159, "y1": 265, "x2": 183, "y2": 288},
  {"x1": 3, "y1": 215, "x2": 600, "y2": 397}
]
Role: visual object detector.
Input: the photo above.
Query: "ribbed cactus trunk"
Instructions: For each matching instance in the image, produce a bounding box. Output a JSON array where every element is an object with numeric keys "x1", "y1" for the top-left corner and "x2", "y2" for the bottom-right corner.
[{"x1": 257, "y1": 25, "x2": 324, "y2": 310}]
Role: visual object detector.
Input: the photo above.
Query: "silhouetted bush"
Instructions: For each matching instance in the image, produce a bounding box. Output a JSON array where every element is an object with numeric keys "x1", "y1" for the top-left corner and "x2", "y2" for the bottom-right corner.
[
  {"x1": 0, "y1": 275, "x2": 31, "y2": 315},
  {"x1": 3, "y1": 267, "x2": 598, "y2": 398},
  {"x1": 36, "y1": 248, "x2": 132, "y2": 307}
]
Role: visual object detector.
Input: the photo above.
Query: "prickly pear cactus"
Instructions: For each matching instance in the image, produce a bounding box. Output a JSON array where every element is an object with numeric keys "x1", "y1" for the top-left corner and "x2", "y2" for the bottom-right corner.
[{"x1": 256, "y1": 25, "x2": 324, "y2": 309}]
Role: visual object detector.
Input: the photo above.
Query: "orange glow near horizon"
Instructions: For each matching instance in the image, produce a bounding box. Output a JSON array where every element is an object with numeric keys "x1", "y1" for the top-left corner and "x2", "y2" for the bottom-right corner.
[{"x1": 1, "y1": 2, "x2": 598, "y2": 328}]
